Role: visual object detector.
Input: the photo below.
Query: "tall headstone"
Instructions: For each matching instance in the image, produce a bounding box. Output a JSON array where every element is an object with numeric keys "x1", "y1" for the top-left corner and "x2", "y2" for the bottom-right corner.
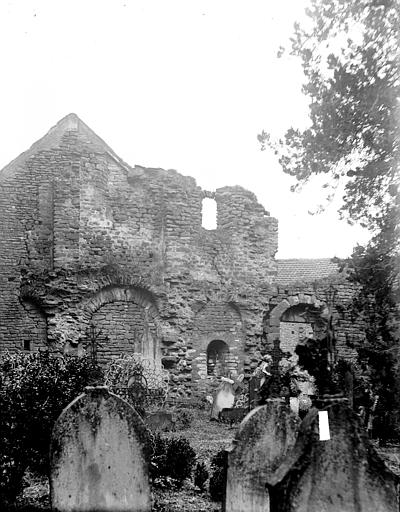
[
  {"x1": 225, "y1": 399, "x2": 300, "y2": 512},
  {"x1": 50, "y1": 386, "x2": 152, "y2": 512},
  {"x1": 269, "y1": 401, "x2": 400, "y2": 512}
]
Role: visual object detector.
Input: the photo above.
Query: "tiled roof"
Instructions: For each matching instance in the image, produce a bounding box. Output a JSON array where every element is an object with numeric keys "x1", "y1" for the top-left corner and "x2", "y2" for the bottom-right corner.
[{"x1": 276, "y1": 258, "x2": 339, "y2": 285}]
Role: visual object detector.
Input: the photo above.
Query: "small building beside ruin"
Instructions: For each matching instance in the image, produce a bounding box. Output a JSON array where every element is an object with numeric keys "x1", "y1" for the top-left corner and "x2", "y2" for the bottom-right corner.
[{"x1": 0, "y1": 114, "x2": 365, "y2": 397}]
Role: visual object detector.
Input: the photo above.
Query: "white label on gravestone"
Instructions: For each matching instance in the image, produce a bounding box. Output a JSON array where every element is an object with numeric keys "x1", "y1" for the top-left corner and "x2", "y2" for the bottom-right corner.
[{"x1": 318, "y1": 410, "x2": 330, "y2": 440}]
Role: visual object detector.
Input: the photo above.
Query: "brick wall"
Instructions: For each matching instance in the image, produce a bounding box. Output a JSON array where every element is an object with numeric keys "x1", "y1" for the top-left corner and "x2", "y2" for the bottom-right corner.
[{"x1": 91, "y1": 301, "x2": 158, "y2": 365}]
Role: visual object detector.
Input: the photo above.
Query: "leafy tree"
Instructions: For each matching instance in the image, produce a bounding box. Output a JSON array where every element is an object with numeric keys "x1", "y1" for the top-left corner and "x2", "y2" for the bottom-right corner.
[
  {"x1": 260, "y1": 0, "x2": 400, "y2": 441},
  {"x1": 260, "y1": 0, "x2": 399, "y2": 231}
]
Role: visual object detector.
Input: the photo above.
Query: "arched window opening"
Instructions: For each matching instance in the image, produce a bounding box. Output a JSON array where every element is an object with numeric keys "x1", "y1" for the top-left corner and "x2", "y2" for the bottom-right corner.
[
  {"x1": 207, "y1": 339, "x2": 229, "y2": 376},
  {"x1": 201, "y1": 198, "x2": 217, "y2": 230}
]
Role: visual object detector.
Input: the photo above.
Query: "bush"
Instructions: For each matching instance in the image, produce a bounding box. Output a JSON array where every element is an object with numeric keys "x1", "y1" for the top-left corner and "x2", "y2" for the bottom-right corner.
[
  {"x1": 150, "y1": 433, "x2": 169, "y2": 480},
  {"x1": 209, "y1": 450, "x2": 227, "y2": 502},
  {"x1": 150, "y1": 434, "x2": 196, "y2": 488},
  {"x1": 194, "y1": 462, "x2": 209, "y2": 491},
  {"x1": 174, "y1": 408, "x2": 194, "y2": 430},
  {"x1": 0, "y1": 351, "x2": 103, "y2": 505}
]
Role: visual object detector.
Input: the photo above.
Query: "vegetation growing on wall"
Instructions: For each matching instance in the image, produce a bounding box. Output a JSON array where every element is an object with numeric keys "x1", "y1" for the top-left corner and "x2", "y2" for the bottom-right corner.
[
  {"x1": 0, "y1": 351, "x2": 103, "y2": 505},
  {"x1": 260, "y1": 0, "x2": 400, "y2": 442}
]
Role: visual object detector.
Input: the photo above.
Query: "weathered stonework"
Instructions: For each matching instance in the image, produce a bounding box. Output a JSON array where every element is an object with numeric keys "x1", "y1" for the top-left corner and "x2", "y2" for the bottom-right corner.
[
  {"x1": 0, "y1": 114, "x2": 365, "y2": 397},
  {"x1": 0, "y1": 114, "x2": 278, "y2": 397},
  {"x1": 266, "y1": 274, "x2": 366, "y2": 363}
]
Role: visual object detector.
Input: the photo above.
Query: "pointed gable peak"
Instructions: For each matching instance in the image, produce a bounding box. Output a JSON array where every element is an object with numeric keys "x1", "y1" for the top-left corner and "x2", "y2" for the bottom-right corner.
[{"x1": 1, "y1": 114, "x2": 130, "y2": 180}]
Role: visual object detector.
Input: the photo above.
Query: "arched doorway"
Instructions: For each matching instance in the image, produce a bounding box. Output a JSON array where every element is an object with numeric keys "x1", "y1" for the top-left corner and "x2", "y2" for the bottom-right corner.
[
  {"x1": 207, "y1": 340, "x2": 229, "y2": 377},
  {"x1": 280, "y1": 304, "x2": 317, "y2": 357},
  {"x1": 266, "y1": 295, "x2": 326, "y2": 359}
]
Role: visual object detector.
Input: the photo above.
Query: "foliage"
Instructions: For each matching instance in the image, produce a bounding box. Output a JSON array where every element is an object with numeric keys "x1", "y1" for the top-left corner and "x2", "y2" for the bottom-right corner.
[
  {"x1": 295, "y1": 337, "x2": 334, "y2": 394},
  {"x1": 260, "y1": 0, "x2": 400, "y2": 231},
  {"x1": 193, "y1": 462, "x2": 209, "y2": 491},
  {"x1": 260, "y1": 0, "x2": 400, "y2": 443},
  {"x1": 173, "y1": 408, "x2": 194, "y2": 430},
  {"x1": 208, "y1": 450, "x2": 227, "y2": 502},
  {"x1": 0, "y1": 351, "x2": 102, "y2": 505},
  {"x1": 150, "y1": 433, "x2": 169, "y2": 482},
  {"x1": 164, "y1": 437, "x2": 196, "y2": 487},
  {"x1": 295, "y1": 338, "x2": 371, "y2": 400},
  {"x1": 257, "y1": 353, "x2": 314, "y2": 402},
  {"x1": 150, "y1": 434, "x2": 196, "y2": 488}
]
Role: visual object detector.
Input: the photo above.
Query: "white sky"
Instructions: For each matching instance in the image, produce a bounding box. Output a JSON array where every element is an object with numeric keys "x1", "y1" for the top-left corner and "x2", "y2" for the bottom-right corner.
[{"x1": 0, "y1": 0, "x2": 370, "y2": 258}]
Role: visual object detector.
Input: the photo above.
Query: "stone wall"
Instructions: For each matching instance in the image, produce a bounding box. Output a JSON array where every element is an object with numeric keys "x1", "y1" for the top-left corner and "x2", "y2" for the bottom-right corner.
[
  {"x1": 91, "y1": 301, "x2": 158, "y2": 365},
  {"x1": 279, "y1": 322, "x2": 313, "y2": 360},
  {"x1": 265, "y1": 276, "x2": 366, "y2": 362},
  {"x1": 0, "y1": 114, "x2": 368, "y2": 398},
  {"x1": 0, "y1": 114, "x2": 278, "y2": 397}
]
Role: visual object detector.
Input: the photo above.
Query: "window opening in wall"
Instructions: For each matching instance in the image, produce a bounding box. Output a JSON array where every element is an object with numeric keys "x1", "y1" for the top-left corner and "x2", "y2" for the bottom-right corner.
[
  {"x1": 23, "y1": 340, "x2": 31, "y2": 351},
  {"x1": 207, "y1": 339, "x2": 229, "y2": 376},
  {"x1": 201, "y1": 198, "x2": 217, "y2": 230}
]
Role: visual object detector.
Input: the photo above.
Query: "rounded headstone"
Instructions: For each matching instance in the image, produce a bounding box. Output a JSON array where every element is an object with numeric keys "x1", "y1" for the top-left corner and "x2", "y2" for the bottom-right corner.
[
  {"x1": 225, "y1": 399, "x2": 300, "y2": 512},
  {"x1": 50, "y1": 386, "x2": 151, "y2": 512}
]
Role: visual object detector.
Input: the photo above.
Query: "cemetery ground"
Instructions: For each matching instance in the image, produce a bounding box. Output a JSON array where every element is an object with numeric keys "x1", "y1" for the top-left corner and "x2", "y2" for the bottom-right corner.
[
  {"x1": 12, "y1": 403, "x2": 400, "y2": 512},
  {"x1": 10, "y1": 407, "x2": 236, "y2": 512},
  {"x1": 3, "y1": 353, "x2": 400, "y2": 511}
]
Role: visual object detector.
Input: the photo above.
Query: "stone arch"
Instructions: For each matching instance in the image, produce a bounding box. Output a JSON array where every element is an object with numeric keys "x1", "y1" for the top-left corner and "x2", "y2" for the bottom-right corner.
[
  {"x1": 191, "y1": 302, "x2": 245, "y2": 387},
  {"x1": 266, "y1": 294, "x2": 326, "y2": 357},
  {"x1": 82, "y1": 284, "x2": 159, "y2": 319},
  {"x1": 81, "y1": 285, "x2": 161, "y2": 367},
  {"x1": 192, "y1": 330, "x2": 241, "y2": 384}
]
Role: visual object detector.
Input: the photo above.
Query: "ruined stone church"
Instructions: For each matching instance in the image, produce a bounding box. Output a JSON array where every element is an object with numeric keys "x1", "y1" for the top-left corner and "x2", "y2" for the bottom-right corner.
[{"x1": 0, "y1": 114, "x2": 365, "y2": 397}]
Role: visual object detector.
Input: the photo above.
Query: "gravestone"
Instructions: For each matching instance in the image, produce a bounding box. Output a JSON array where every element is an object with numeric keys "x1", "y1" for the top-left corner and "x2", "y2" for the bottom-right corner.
[
  {"x1": 225, "y1": 399, "x2": 300, "y2": 512},
  {"x1": 145, "y1": 410, "x2": 175, "y2": 431},
  {"x1": 269, "y1": 401, "x2": 399, "y2": 512},
  {"x1": 50, "y1": 386, "x2": 152, "y2": 512},
  {"x1": 211, "y1": 377, "x2": 235, "y2": 420},
  {"x1": 219, "y1": 407, "x2": 248, "y2": 425}
]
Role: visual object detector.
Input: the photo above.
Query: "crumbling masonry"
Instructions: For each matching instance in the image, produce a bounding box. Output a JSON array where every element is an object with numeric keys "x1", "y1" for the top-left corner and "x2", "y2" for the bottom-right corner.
[{"x1": 0, "y1": 114, "x2": 365, "y2": 397}]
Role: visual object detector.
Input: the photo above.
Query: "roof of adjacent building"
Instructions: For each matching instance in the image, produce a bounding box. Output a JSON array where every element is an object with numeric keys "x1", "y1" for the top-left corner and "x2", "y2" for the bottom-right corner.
[{"x1": 276, "y1": 258, "x2": 339, "y2": 285}]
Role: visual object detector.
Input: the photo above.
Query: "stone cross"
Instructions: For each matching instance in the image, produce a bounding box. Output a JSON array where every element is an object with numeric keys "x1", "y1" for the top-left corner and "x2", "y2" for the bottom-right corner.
[{"x1": 50, "y1": 386, "x2": 152, "y2": 512}]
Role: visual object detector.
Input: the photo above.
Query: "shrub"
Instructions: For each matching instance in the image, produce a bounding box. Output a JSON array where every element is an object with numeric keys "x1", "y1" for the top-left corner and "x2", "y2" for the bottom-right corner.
[
  {"x1": 193, "y1": 462, "x2": 209, "y2": 491},
  {"x1": 150, "y1": 433, "x2": 169, "y2": 480},
  {"x1": 0, "y1": 351, "x2": 102, "y2": 505},
  {"x1": 165, "y1": 437, "x2": 196, "y2": 487},
  {"x1": 209, "y1": 450, "x2": 227, "y2": 502},
  {"x1": 174, "y1": 408, "x2": 194, "y2": 430},
  {"x1": 150, "y1": 434, "x2": 196, "y2": 488}
]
